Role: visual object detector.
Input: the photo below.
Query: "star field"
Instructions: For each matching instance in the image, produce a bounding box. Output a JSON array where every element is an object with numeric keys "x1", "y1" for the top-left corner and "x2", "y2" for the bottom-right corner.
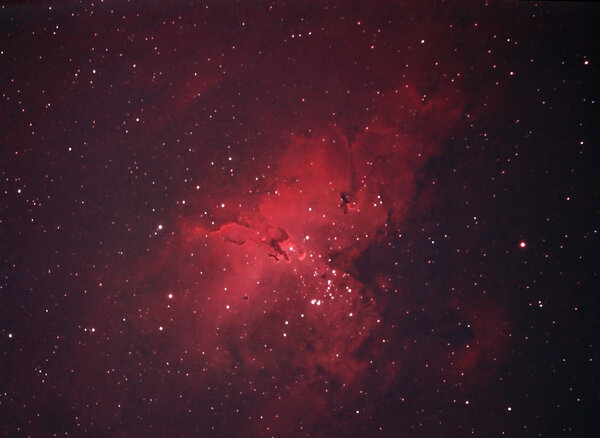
[{"x1": 1, "y1": 1, "x2": 599, "y2": 437}]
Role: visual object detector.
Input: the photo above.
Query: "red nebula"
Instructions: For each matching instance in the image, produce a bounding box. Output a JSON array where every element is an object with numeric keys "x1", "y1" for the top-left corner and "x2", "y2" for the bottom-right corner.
[{"x1": 104, "y1": 86, "x2": 504, "y2": 436}]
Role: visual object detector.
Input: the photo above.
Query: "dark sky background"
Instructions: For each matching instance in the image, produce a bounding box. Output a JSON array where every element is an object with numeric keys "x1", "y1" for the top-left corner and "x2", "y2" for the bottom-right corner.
[{"x1": 1, "y1": 1, "x2": 599, "y2": 437}]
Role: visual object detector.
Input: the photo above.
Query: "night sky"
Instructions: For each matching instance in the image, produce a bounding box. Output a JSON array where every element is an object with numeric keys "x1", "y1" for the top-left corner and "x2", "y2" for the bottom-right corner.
[{"x1": 1, "y1": 1, "x2": 599, "y2": 437}]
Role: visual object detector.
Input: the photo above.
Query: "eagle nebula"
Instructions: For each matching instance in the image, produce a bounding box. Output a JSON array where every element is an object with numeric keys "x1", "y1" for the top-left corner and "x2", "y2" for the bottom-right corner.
[{"x1": 1, "y1": 1, "x2": 598, "y2": 437}]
